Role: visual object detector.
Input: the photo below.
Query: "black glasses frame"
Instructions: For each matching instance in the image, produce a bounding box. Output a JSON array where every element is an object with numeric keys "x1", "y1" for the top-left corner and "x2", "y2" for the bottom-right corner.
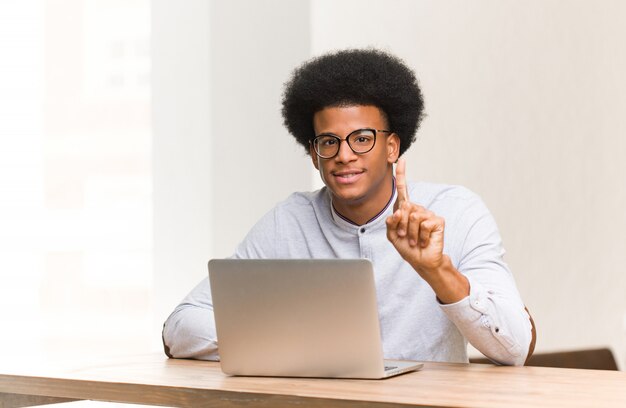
[{"x1": 310, "y1": 128, "x2": 392, "y2": 159}]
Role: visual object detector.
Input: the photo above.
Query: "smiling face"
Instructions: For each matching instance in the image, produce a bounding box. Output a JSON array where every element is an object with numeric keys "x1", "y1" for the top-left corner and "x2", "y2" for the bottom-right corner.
[{"x1": 311, "y1": 105, "x2": 400, "y2": 225}]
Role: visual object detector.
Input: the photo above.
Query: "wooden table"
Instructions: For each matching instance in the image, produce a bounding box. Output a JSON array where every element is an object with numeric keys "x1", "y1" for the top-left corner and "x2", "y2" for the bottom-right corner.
[{"x1": 1, "y1": 353, "x2": 625, "y2": 408}]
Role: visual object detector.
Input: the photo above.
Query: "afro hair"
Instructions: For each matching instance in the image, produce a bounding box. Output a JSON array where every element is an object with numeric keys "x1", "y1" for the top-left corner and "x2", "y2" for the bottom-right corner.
[{"x1": 281, "y1": 48, "x2": 424, "y2": 157}]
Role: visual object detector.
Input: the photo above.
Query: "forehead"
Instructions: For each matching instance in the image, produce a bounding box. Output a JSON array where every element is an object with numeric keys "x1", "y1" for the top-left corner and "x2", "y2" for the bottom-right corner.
[{"x1": 313, "y1": 105, "x2": 387, "y2": 134}]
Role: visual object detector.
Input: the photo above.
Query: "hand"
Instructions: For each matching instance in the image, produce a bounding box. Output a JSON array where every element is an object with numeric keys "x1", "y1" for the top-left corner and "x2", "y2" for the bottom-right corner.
[
  {"x1": 386, "y1": 159, "x2": 469, "y2": 303},
  {"x1": 386, "y1": 158, "x2": 445, "y2": 275}
]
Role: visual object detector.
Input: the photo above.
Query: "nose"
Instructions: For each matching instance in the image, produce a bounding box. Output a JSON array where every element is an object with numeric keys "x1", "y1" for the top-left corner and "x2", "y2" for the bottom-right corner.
[{"x1": 335, "y1": 139, "x2": 357, "y2": 163}]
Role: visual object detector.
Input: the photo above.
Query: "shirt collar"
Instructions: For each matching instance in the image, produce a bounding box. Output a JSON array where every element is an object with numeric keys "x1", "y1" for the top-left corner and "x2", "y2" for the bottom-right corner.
[{"x1": 330, "y1": 177, "x2": 397, "y2": 228}]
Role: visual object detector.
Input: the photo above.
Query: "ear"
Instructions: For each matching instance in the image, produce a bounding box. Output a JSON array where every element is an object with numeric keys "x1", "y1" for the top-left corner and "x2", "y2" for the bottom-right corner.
[
  {"x1": 309, "y1": 143, "x2": 320, "y2": 170},
  {"x1": 386, "y1": 133, "x2": 400, "y2": 164}
]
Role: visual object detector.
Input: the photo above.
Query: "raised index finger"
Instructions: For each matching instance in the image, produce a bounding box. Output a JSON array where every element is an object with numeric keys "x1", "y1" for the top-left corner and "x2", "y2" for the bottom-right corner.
[{"x1": 394, "y1": 158, "x2": 409, "y2": 209}]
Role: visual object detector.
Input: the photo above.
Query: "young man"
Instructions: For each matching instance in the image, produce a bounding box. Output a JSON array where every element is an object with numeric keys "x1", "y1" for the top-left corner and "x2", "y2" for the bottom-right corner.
[{"x1": 163, "y1": 49, "x2": 535, "y2": 365}]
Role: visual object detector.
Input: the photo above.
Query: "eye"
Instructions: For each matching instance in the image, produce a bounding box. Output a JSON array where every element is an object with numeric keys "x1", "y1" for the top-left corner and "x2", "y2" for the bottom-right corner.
[
  {"x1": 322, "y1": 138, "x2": 337, "y2": 146},
  {"x1": 351, "y1": 133, "x2": 374, "y2": 144}
]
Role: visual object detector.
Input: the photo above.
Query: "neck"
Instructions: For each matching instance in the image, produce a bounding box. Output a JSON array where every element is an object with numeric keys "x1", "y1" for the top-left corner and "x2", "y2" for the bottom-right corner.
[{"x1": 332, "y1": 174, "x2": 396, "y2": 226}]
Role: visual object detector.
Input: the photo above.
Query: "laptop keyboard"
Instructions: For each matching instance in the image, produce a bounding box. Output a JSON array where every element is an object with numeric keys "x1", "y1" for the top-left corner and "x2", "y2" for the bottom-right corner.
[{"x1": 384, "y1": 366, "x2": 398, "y2": 371}]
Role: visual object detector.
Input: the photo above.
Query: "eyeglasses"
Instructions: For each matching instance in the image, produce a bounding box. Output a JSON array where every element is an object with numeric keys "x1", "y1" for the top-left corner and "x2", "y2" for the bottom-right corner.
[{"x1": 310, "y1": 128, "x2": 391, "y2": 159}]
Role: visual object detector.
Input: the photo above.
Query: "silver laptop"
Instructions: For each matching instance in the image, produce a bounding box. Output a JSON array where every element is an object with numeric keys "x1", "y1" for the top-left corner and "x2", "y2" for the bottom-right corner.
[{"x1": 208, "y1": 258, "x2": 423, "y2": 379}]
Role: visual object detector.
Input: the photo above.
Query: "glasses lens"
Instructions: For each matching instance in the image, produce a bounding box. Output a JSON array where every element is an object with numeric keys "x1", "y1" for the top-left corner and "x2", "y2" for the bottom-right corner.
[
  {"x1": 314, "y1": 135, "x2": 339, "y2": 158},
  {"x1": 347, "y1": 129, "x2": 376, "y2": 153}
]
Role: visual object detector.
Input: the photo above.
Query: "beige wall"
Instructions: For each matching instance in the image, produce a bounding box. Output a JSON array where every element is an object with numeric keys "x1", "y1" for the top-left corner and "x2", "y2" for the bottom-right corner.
[
  {"x1": 154, "y1": 0, "x2": 626, "y2": 366},
  {"x1": 312, "y1": 0, "x2": 626, "y2": 367}
]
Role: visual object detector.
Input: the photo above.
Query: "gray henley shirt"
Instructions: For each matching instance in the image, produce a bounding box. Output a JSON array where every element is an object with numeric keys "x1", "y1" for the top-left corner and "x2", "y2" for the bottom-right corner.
[{"x1": 163, "y1": 181, "x2": 533, "y2": 365}]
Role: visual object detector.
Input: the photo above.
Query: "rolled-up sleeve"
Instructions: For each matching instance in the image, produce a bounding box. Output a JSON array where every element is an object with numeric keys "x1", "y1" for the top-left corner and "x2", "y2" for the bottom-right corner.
[
  {"x1": 438, "y1": 192, "x2": 533, "y2": 366},
  {"x1": 162, "y1": 278, "x2": 220, "y2": 360},
  {"x1": 440, "y1": 278, "x2": 532, "y2": 365}
]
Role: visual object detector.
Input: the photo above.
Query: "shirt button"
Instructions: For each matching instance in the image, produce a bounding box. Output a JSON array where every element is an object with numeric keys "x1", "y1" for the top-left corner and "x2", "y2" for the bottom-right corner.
[{"x1": 360, "y1": 227, "x2": 366, "y2": 233}]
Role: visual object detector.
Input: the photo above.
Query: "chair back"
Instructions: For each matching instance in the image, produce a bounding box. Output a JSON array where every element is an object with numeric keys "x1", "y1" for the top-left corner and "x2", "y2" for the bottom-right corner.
[{"x1": 470, "y1": 347, "x2": 618, "y2": 370}]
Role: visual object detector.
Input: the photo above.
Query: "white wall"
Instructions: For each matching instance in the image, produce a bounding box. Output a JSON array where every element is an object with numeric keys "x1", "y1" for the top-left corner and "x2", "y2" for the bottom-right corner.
[
  {"x1": 152, "y1": 0, "x2": 311, "y2": 341},
  {"x1": 152, "y1": 0, "x2": 212, "y2": 342},
  {"x1": 208, "y1": 0, "x2": 313, "y2": 258},
  {"x1": 153, "y1": 0, "x2": 626, "y2": 367}
]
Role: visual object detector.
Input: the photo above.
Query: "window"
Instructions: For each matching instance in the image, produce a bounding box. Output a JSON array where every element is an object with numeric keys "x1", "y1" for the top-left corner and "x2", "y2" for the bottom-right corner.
[{"x1": 0, "y1": 0, "x2": 153, "y2": 356}]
